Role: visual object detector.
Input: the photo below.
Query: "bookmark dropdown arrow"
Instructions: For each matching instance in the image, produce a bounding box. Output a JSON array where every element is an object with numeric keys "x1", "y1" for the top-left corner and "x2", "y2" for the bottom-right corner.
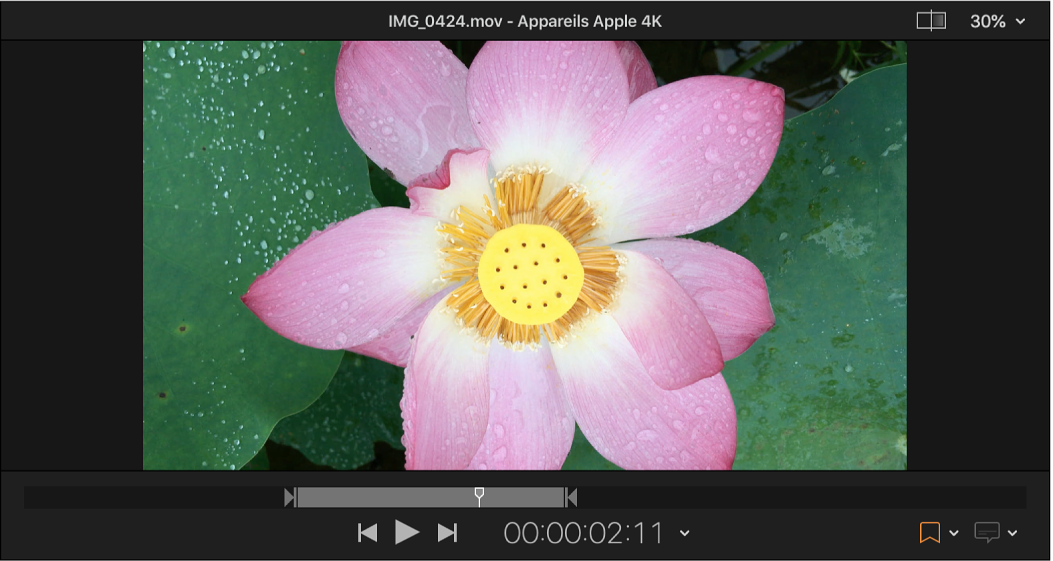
[{"x1": 680, "y1": 530, "x2": 690, "y2": 536}]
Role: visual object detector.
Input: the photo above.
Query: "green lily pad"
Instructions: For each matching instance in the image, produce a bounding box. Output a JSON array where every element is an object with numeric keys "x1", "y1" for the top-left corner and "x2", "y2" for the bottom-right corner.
[
  {"x1": 562, "y1": 426, "x2": 622, "y2": 471},
  {"x1": 269, "y1": 352, "x2": 406, "y2": 470},
  {"x1": 690, "y1": 65, "x2": 907, "y2": 469},
  {"x1": 143, "y1": 41, "x2": 376, "y2": 469}
]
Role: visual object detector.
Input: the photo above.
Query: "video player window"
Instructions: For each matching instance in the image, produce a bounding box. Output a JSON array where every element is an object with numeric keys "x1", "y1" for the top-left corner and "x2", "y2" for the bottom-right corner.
[
  {"x1": 141, "y1": 39, "x2": 907, "y2": 472},
  {"x1": 2, "y1": 2, "x2": 1048, "y2": 560}
]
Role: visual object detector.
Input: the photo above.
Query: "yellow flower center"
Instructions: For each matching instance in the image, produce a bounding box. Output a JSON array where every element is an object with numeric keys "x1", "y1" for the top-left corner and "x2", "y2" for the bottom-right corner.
[
  {"x1": 477, "y1": 224, "x2": 584, "y2": 325},
  {"x1": 438, "y1": 166, "x2": 622, "y2": 349}
]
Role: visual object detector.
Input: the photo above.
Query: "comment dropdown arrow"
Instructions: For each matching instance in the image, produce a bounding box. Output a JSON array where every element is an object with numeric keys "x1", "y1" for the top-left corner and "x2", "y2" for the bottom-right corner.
[{"x1": 680, "y1": 530, "x2": 690, "y2": 536}]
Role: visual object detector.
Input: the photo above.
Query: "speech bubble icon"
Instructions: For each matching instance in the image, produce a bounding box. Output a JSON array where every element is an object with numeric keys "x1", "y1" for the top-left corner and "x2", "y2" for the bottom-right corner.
[
  {"x1": 920, "y1": 522, "x2": 941, "y2": 543},
  {"x1": 974, "y1": 522, "x2": 1000, "y2": 543}
]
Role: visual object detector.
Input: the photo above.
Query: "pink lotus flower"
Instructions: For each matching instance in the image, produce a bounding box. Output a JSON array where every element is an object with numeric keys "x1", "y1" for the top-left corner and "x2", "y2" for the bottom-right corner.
[{"x1": 242, "y1": 41, "x2": 783, "y2": 470}]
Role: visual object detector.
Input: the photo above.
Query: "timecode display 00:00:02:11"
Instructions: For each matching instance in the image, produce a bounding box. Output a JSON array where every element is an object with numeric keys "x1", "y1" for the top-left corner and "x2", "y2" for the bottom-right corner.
[{"x1": 503, "y1": 522, "x2": 661, "y2": 544}]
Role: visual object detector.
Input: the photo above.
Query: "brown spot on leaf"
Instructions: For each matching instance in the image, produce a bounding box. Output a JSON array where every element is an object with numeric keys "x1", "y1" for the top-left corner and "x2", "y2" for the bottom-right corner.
[{"x1": 158, "y1": 392, "x2": 167, "y2": 399}]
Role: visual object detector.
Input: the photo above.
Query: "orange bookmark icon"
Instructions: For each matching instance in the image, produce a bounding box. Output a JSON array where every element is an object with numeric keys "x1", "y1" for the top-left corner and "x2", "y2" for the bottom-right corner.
[{"x1": 920, "y1": 522, "x2": 941, "y2": 543}]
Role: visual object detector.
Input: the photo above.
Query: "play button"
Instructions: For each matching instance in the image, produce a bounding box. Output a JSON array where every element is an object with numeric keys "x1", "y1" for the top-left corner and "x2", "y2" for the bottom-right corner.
[
  {"x1": 394, "y1": 520, "x2": 419, "y2": 545},
  {"x1": 438, "y1": 523, "x2": 458, "y2": 543}
]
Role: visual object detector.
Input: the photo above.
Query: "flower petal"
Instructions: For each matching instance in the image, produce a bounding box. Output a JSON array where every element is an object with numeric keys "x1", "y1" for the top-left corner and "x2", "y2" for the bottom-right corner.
[
  {"x1": 241, "y1": 207, "x2": 444, "y2": 350},
  {"x1": 402, "y1": 298, "x2": 490, "y2": 469},
  {"x1": 407, "y1": 148, "x2": 494, "y2": 221},
  {"x1": 466, "y1": 41, "x2": 630, "y2": 181},
  {"x1": 467, "y1": 341, "x2": 575, "y2": 470},
  {"x1": 580, "y1": 76, "x2": 784, "y2": 244},
  {"x1": 615, "y1": 41, "x2": 657, "y2": 101},
  {"x1": 335, "y1": 41, "x2": 479, "y2": 185},
  {"x1": 550, "y1": 314, "x2": 736, "y2": 470},
  {"x1": 612, "y1": 250, "x2": 724, "y2": 390},
  {"x1": 617, "y1": 238, "x2": 774, "y2": 360},
  {"x1": 347, "y1": 285, "x2": 454, "y2": 367}
]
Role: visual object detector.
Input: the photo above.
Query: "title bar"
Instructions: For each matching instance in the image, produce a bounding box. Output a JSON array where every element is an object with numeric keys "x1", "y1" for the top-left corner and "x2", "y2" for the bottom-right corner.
[{"x1": 3, "y1": 2, "x2": 1050, "y2": 40}]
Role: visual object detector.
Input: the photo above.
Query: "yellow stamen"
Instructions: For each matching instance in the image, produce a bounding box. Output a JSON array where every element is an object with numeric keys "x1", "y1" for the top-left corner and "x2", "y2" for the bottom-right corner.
[{"x1": 439, "y1": 166, "x2": 621, "y2": 347}]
